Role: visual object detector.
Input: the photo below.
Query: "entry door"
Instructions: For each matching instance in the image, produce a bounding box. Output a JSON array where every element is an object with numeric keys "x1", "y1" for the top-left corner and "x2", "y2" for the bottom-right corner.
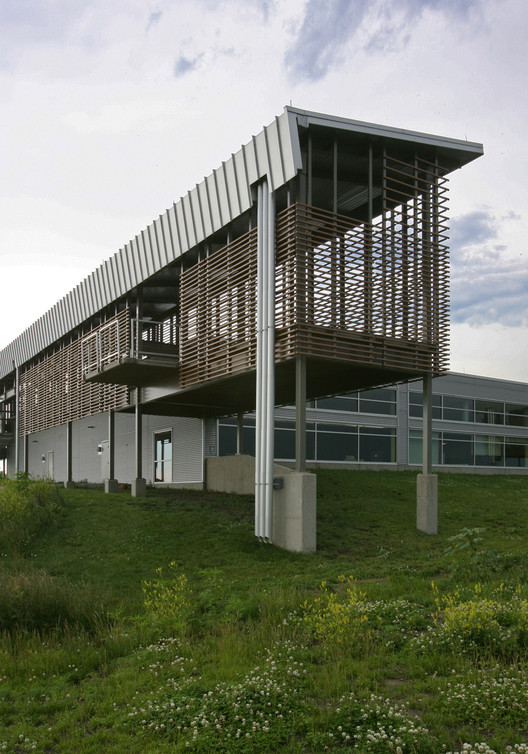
[
  {"x1": 47, "y1": 451, "x2": 54, "y2": 480},
  {"x1": 100, "y1": 440, "x2": 110, "y2": 482}
]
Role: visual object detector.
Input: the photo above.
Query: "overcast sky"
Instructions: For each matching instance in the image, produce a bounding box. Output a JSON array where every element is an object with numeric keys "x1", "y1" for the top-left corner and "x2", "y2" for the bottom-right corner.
[{"x1": 1, "y1": 0, "x2": 527, "y2": 383}]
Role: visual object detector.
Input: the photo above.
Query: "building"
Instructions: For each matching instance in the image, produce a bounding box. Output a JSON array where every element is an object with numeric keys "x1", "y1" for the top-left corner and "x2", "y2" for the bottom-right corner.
[
  {"x1": 218, "y1": 373, "x2": 528, "y2": 472},
  {"x1": 0, "y1": 107, "x2": 489, "y2": 548}
]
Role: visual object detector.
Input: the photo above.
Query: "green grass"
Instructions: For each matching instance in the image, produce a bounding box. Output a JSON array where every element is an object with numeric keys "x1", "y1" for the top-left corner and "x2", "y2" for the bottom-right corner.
[{"x1": 0, "y1": 470, "x2": 527, "y2": 752}]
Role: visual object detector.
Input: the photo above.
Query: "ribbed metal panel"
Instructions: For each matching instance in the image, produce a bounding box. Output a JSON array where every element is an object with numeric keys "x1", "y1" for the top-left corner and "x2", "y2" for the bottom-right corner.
[{"x1": 0, "y1": 106, "x2": 482, "y2": 380}]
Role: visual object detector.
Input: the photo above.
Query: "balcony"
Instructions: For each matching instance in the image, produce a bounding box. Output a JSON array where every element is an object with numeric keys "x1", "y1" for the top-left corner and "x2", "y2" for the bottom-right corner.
[{"x1": 82, "y1": 312, "x2": 179, "y2": 388}]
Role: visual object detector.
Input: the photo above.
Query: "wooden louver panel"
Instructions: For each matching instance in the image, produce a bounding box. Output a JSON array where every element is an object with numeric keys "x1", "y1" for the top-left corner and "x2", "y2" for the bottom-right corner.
[
  {"x1": 19, "y1": 309, "x2": 130, "y2": 435},
  {"x1": 179, "y1": 230, "x2": 258, "y2": 388}
]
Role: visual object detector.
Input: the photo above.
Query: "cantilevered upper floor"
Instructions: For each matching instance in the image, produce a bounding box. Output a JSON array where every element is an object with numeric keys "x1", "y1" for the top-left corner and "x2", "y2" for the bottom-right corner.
[{"x1": 0, "y1": 107, "x2": 483, "y2": 433}]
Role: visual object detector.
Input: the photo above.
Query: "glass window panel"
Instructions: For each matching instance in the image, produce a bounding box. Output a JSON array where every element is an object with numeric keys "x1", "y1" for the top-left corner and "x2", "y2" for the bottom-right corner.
[
  {"x1": 274, "y1": 427, "x2": 295, "y2": 460},
  {"x1": 218, "y1": 425, "x2": 236, "y2": 456},
  {"x1": 360, "y1": 388, "x2": 396, "y2": 401},
  {"x1": 359, "y1": 432, "x2": 396, "y2": 462},
  {"x1": 409, "y1": 430, "x2": 444, "y2": 466},
  {"x1": 475, "y1": 400, "x2": 504, "y2": 425},
  {"x1": 442, "y1": 435, "x2": 473, "y2": 465},
  {"x1": 359, "y1": 426, "x2": 395, "y2": 436},
  {"x1": 359, "y1": 399, "x2": 397, "y2": 415},
  {"x1": 317, "y1": 394, "x2": 358, "y2": 412},
  {"x1": 505, "y1": 441, "x2": 528, "y2": 467},
  {"x1": 505, "y1": 404, "x2": 528, "y2": 427},
  {"x1": 442, "y1": 396, "x2": 474, "y2": 422},
  {"x1": 317, "y1": 431, "x2": 358, "y2": 461},
  {"x1": 474, "y1": 435, "x2": 504, "y2": 467},
  {"x1": 317, "y1": 423, "x2": 357, "y2": 434},
  {"x1": 243, "y1": 426, "x2": 256, "y2": 457}
]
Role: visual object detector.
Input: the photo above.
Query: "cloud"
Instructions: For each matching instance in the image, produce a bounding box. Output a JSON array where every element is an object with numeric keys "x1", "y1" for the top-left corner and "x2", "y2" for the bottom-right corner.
[
  {"x1": 284, "y1": 0, "x2": 478, "y2": 82},
  {"x1": 173, "y1": 53, "x2": 204, "y2": 77},
  {"x1": 450, "y1": 209, "x2": 527, "y2": 327},
  {"x1": 146, "y1": 10, "x2": 162, "y2": 32}
]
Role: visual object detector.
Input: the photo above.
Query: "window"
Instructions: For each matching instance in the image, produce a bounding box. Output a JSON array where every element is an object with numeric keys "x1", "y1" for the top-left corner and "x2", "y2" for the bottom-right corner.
[
  {"x1": 154, "y1": 430, "x2": 172, "y2": 483},
  {"x1": 316, "y1": 392, "x2": 358, "y2": 412},
  {"x1": 442, "y1": 396, "x2": 474, "y2": 422},
  {"x1": 408, "y1": 430, "x2": 442, "y2": 465},
  {"x1": 316, "y1": 423, "x2": 358, "y2": 461},
  {"x1": 505, "y1": 404, "x2": 528, "y2": 428},
  {"x1": 442, "y1": 432, "x2": 473, "y2": 465},
  {"x1": 359, "y1": 388, "x2": 397, "y2": 416},
  {"x1": 359, "y1": 426, "x2": 396, "y2": 462},
  {"x1": 408, "y1": 391, "x2": 442, "y2": 419},
  {"x1": 475, "y1": 399, "x2": 503, "y2": 425},
  {"x1": 474, "y1": 435, "x2": 504, "y2": 466},
  {"x1": 505, "y1": 437, "x2": 528, "y2": 467}
]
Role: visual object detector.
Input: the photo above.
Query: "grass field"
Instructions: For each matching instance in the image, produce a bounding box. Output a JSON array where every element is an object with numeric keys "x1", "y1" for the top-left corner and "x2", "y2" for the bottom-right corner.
[{"x1": 0, "y1": 469, "x2": 527, "y2": 753}]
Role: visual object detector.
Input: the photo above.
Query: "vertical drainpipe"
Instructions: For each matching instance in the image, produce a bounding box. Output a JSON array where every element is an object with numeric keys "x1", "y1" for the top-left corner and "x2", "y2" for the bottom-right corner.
[
  {"x1": 264, "y1": 189, "x2": 275, "y2": 541},
  {"x1": 255, "y1": 179, "x2": 275, "y2": 542},
  {"x1": 255, "y1": 185, "x2": 264, "y2": 538},
  {"x1": 14, "y1": 361, "x2": 19, "y2": 476}
]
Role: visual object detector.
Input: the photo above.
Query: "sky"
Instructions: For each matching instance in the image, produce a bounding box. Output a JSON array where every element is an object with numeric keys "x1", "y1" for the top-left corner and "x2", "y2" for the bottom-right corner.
[{"x1": 0, "y1": 0, "x2": 527, "y2": 383}]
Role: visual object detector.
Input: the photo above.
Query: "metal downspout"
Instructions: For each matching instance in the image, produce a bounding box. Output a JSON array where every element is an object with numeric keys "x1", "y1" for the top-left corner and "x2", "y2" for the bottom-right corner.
[
  {"x1": 255, "y1": 180, "x2": 275, "y2": 542},
  {"x1": 14, "y1": 361, "x2": 19, "y2": 476}
]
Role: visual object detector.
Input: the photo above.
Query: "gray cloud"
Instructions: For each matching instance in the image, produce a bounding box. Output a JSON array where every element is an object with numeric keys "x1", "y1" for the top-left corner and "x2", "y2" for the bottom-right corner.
[
  {"x1": 285, "y1": 0, "x2": 478, "y2": 82},
  {"x1": 450, "y1": 210, "x2": 527, "y2": 327},
  {"x1": 173, "y1": 53, "x2": 204, "y2": 77},
  {"x1": 146, "y1": 10, "x2": 162, "y2": 32}
]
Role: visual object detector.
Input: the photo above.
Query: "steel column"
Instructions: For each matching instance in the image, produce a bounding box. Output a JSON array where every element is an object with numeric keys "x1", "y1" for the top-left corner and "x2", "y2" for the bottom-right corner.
[
  {"x1": 423, "y1": 373, "x2": 433, "y2": 474},
  {"x1": 295, "y1": 356, "x2": 307, "y2": 473}
]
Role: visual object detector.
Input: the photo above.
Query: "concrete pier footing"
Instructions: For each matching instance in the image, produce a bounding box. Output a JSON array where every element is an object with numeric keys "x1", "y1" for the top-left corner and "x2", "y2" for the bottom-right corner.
[
  {"x1": 416, "y1": 473, "x2": 438, "y2": 534},
  {"x1": 131, "y1": 478, "x2": 147, "y2": 497},
  {"x1": 272, "y1": 472, "x2": 317, "y2": 553}
]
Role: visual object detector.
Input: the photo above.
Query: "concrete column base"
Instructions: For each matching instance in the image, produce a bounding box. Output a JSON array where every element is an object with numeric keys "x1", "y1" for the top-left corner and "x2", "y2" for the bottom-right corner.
[
  {"x1": 272, "y1": 472, "x2": 317, "y2": 553},
  {"x1": 131, "y1": 478, "x2": 147, "y2": 497},
  {"x1": 104, "y1": 478, "x2": 119, "y2": 494},
  {"x1": 417, "y1": 473, "x2": 438, "y2": 534},
  {"x1": 64, "y1": 481, "x2": 75, "y2": 489}
]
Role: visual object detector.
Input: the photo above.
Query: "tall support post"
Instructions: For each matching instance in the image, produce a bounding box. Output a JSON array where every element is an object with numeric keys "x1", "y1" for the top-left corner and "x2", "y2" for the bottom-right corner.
[
  {"x1": 64, "y1": 421, "x2": 75, "y2": 489},
  {"x1": 14, "y1": 362, "x2": 19, "y2": 476},
  {"x1": 236, "y1": 413, "x2": 244, "y2": 455},
  {"x1": 23, "y1": 435, "x2": 28, "y2": 475},
  {"x1": 417, "y1": 373, "x2": 438, "y2": 534},
  {"x1": 295, "y1": 356, "x2": 307, "y2": 473},
  {"x1": 105, "y1": 410, "x2": 119, "y2": 493},
  {"x1": 132, "y1": 393, "x2": 146, "y2": 497}
]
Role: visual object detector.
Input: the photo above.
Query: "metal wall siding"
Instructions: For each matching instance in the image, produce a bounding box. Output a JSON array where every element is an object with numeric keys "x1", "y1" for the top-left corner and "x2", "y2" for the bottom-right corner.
[
  {"x1": 216, "y1": 167, "x2": 230, "y2": 226},
  {"x1": 154, "y1": 221, "x2": 165, "y2": 270},
  {"x1": 188, "y1": 188, "x2": 202, "y2": 244},
  {"x1": 205, "y1": 174, "x2": 221, "y2": 230},
  {"x1": 158, "y1": 214, "x2": 172, "y2": 265},
  {"x1": 174, "y1": 201, "x2": 189, "y2": 252},
  {"x1": 221, "y1": 162, "x2": 233, "y2": 219},
  {"x1": 233, "y1": 150, "x2": 250, "y2": 212},
  {"x1": 183, "y1": 192, "x2": 198, "y2": 248},
  {"x1": 168, "y1": 205, "x2": 182, "y2": 260}
]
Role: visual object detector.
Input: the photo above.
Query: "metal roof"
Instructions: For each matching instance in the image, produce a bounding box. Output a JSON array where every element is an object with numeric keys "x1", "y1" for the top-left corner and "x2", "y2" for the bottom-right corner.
[{"x1": 0, "y1": 107, "x2": 483, "y2": 380}]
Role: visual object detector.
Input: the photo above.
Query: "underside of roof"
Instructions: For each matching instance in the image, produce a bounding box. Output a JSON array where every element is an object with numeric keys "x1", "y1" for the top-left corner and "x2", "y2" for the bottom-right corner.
[{"x1": 0, "y1": 107, "x2": 483, "y2": 380}]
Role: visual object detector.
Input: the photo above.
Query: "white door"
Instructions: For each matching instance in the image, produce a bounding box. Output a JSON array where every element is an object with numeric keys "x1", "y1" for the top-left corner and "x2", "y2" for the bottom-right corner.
[
  {"x1": 47, "y1": 451, "x2": 54, "y2": 479},
  {"x1": 100, "y1": 440, "x2": 110, "y2": 482}
]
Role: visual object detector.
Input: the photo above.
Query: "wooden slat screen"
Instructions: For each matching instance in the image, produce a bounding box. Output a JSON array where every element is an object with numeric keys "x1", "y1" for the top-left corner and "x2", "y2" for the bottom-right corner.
[
  {"x1": 19, "y1": 309, "x2": 130, "y2": 434},
  {"x1": 179, "y1": 230, "x2": 258, "y2": 388}
]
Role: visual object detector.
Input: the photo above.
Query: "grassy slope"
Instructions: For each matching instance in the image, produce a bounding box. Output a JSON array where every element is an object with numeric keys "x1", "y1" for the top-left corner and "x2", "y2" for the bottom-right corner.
[{"x1": 1, "y1": 470, "x2": 527, "y2": 752}]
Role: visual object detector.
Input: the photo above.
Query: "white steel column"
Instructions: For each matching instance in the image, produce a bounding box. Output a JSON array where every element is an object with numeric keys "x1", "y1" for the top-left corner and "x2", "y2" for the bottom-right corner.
[
  {"x1": 255, "y1": 181, "x2": 275, "y2": 542},
  {"x1": 14, "y1": 361, "x2": 19, "y2": 476}
]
